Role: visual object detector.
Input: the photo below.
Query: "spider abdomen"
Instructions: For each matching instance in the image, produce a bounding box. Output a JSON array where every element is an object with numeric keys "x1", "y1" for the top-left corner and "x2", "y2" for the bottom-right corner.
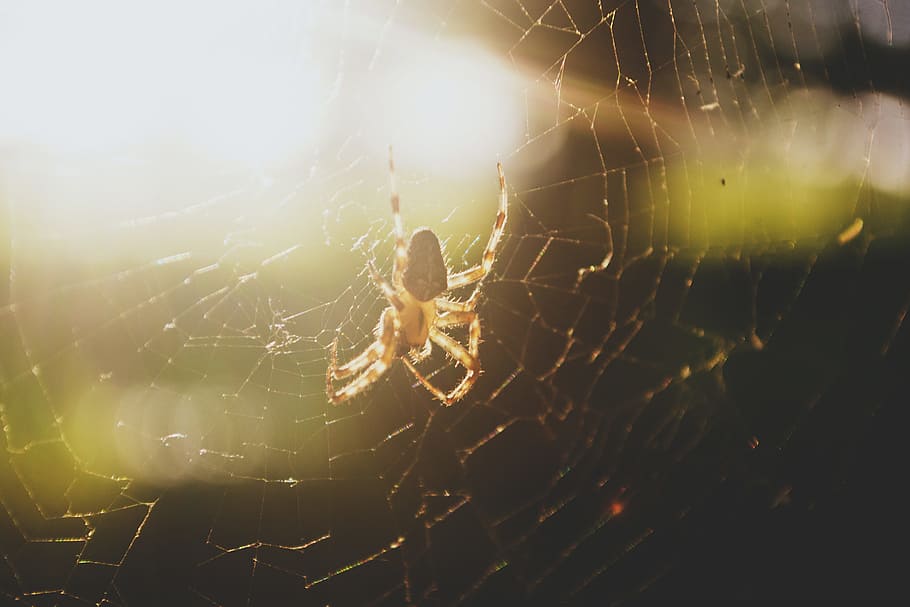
[{"x1": 403, "y1": 228, "x2": 447, "y2": 301}]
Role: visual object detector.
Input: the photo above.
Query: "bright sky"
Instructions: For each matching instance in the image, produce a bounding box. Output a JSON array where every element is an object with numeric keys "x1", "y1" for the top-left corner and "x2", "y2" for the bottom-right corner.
[{"x1": 0, "y1": 1, "x2": 524, "y2": 171}]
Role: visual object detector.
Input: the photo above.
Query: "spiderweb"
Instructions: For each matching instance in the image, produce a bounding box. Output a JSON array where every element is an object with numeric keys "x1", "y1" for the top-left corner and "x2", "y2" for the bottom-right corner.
[{"x1": 2, "y1": 1, "x2": 908, "y2": 605}]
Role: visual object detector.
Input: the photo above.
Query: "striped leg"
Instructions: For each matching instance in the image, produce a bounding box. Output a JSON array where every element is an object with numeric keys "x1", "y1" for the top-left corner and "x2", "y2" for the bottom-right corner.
[
  {"x1": 327, "y1": 334, "x2": 376, "y2": 382},
  {"x1": 447, "y1": 162, "x2": 507, "y2": 291},
  {"x1": 388, "y1": 146, "x2": 408, "y2": 287},
  {"x1": 327, "y1": 308, "x2": 400, "y2": 404},
  {"x1": 435, "y1": 310, "x2": 476, "y2": 328},
  {"x1": 435, "y1": 298, "x2": 475, "y2": 313}
]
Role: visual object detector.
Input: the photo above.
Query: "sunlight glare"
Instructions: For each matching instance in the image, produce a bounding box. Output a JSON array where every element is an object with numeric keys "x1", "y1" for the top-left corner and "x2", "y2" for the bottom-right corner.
[
  {"x1": 0, "y1": 0, "x2": 322, "y2": 165},
  {"x1": 364, "y1": 44, "x2": 524, "y2": 176}
]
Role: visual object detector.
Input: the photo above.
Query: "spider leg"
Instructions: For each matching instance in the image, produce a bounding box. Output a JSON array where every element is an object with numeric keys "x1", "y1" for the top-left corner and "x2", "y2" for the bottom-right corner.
[
  {"x1": 326, "y1": 336, "x2": 373, "y2": 382},
  {"x1": 402, "y1": 357, "x2": 450, "y2": 404},
  {"x1": 447, "y1": 162, "x2": 507, "y2": 291},
  {"x1": 435, "y1": 310, "x2": 476, "y2": 328},
  {"x1": 403, "y1": 318, "x2": 480, "y2": 406},
  {"x1": 408, "y1": 339, "x2": 432, "y2": 363},
  {"x1": 327, "y1": 308, "x2": 400, "y2": 405},
  {"x1": 435, "y1": 298, "x2": 475, "y2": 313},
  {"x1": 367, "y1": 259, "x2": 405, "y2": 311},
  {"x1": 326, "y1": 307, "x2": 396, "y2": 381},
  {"x1": 388, "y1": 146, "x2": 408, "y2": 287}
]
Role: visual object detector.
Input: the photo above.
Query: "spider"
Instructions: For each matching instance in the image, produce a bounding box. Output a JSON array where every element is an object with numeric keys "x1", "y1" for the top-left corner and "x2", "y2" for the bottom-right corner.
[{"x1": 326, "y1": 148, "x2": 507, "y2": 406}]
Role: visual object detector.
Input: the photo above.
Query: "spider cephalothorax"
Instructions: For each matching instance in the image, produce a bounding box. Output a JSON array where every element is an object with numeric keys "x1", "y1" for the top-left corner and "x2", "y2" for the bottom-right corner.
[{"x1": 326, "y1": 148, "x2": 507, "y2": 406}]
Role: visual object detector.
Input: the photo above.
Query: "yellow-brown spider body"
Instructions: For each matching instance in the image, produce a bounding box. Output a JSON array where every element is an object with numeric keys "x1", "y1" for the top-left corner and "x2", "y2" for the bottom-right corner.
[
  {"x1": 326, "y1": 148, "x2": 507, "y2": 406},
  {"x1": 396, "y1": 227, "x2": 445, "y2": 350},
  {"x1": 396, "y1": 289, "x2": 437, "y2": 351}
]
